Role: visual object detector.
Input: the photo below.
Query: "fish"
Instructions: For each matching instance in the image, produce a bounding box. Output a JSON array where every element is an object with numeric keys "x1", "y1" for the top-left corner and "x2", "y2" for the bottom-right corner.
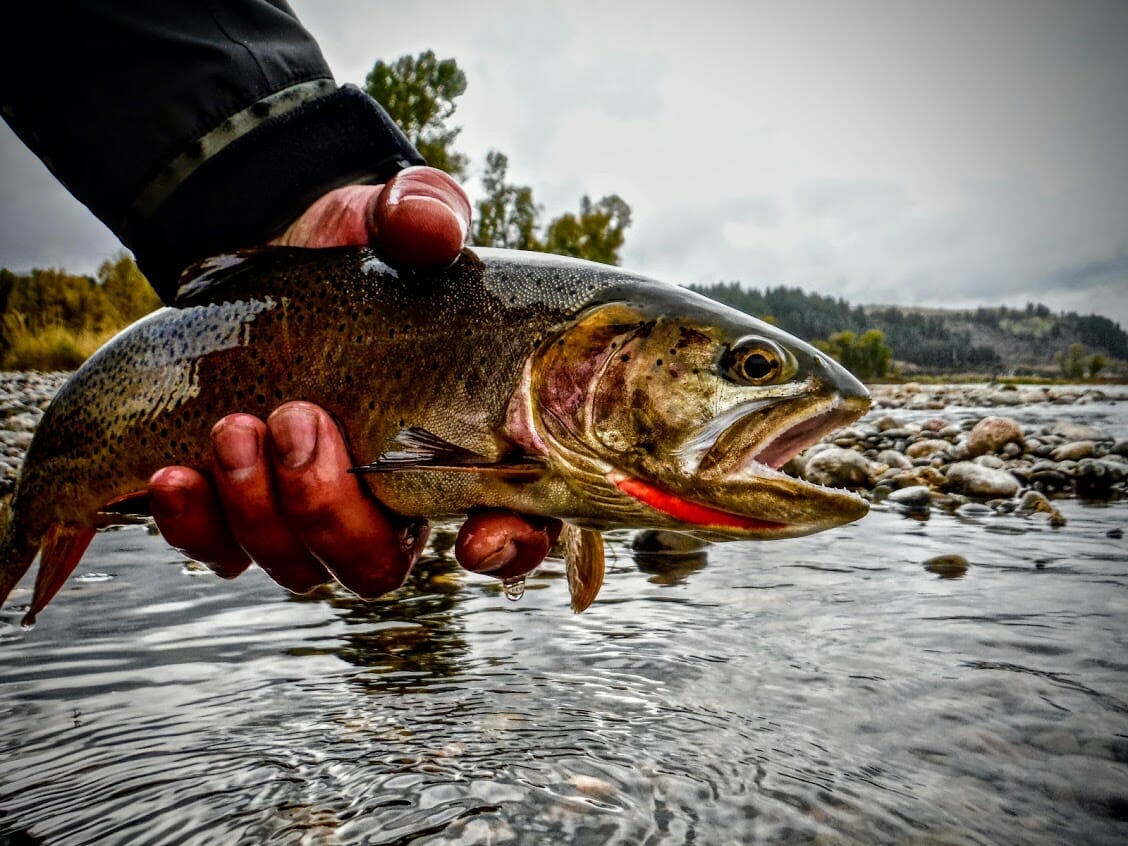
[{"x1": 0, "y1": 246, "x2": 871, "y2": 624}]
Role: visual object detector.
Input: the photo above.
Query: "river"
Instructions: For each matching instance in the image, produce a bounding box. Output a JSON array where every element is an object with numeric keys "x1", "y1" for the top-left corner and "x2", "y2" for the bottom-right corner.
[{"x1": 1, "y1": 393, "x2": 1126, "y2": 844}]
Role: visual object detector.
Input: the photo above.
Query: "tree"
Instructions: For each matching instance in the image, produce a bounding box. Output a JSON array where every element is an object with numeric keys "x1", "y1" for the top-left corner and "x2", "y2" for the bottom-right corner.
[
  {"x1": 98, "y1": 252, "x2": 160, "y2": 326},
  {"x1": 541, "y1": 194, "x2": 632, "y2": 265},
  {"x1": 366, "y1": 51, "x2": 634, "y2": 263},
  {"x1": 471, "y1": 151, "x2": 543, "y2": 250},
  {"x1": 1056, "y1": 343, "x2": 1086, "y2": 380},
  {"x1": 1087, "y1": 353, "x2": 1106, "y2": 380},
  {"x1": 364, "y1": 50, "x2": 469, "y2": 179},
  {"x1": 816, "y1": 329, "x2": 893, "y2": 379}
]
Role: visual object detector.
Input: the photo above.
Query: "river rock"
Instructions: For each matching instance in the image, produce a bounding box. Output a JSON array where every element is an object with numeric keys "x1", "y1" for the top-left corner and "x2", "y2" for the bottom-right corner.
[
  {"x1": 802, "y1": 447, "x2": 874, "y2": 488},
  {"x1": 965, "y1": 416, "x2": 1024, "y2": 457},
  {"x1": 905, "y1": 439, "x2": 951, "y2": 460},
  {"x1": 975, "y1": 454, "x2": 1006, "y2": 469},
  {"x1": 945, "y1": 461, "x2": 1020, "y2": 499},
  {"x1": 1050, "y1": 441, "x2": 1097, "y2": 462},
  {"x1": 1046, "y1": 421, "x2": 1111, "y2": 442},
  {"x1": 1016, "y1": 490, "x2": 1055, "y2": 515},
  {"x1": 876, "y1": 449, "x2": 912, "y2": 470},
  {"x1": 923, "y1": 554, "x2": 969, "y2": 578},
  {"x1": 887, "y1": 485, "x2": 932, "y2": 509},
  {"x1": 1075, "y1": 458, "x2": 1127, "y2": 499},
  {"x1": 632, "y1": 530, "x2": 710, "y2": 556}
]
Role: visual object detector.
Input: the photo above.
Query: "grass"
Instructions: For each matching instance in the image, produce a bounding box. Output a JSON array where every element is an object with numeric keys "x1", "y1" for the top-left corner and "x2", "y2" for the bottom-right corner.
[{"x1": 1, "y1": 316, "x2": 119, "y2": 371}]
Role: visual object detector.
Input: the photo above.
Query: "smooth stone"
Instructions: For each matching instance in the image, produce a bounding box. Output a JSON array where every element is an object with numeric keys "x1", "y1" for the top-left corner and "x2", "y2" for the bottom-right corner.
[
  {"x1": 1029, "y1": 469, "x2": 1071, "y2": 492},
  {"x1": 923, "y1": 554, "x2": 969, "y2": 578},
  {"x1": 974, "y1": 454, "x2": 1006, "y2": 469},
  {"x1": 1016, "y1": 490, "x2": 1055, "y2": 515},
  {"x1": 1051, "y1": 441, "x2": 1096, "y2": 462},
  {"x1": 965, "y1": 415, "x2": 1024, "y2": 457},
  {"x1": 876, "y1": 449, "x2": 912, "y2": 470},
  {"x1": 632, "y1": 530, "x2": 709, "y2": 556},
  {"x1": 1001, "y1": 442, "x2": 1023, "y2": 459},
  {"x1": 4, "y1": 412, "x2": 41, "y2": 433},
  {"x1": 1046, "y1": 421, "x2": 1111, "y2": 442},
  {"x1": 956, "y1": 502, "x2": 994, "y2": 517},
  {"x1": 887, "y1": 485, "x2": 932, "y2": 508},
  {"x1": 802, "y1": 447, "x2": 874, "y2": 489},
  {"x1": 905, "y1": 439, "x2": 951, "y2": 459},
  {"x1": 945, "y1": 461, "x2": 1020, "y2": 499},
  {"x1": 1075, "y1": 458, "x2": 1127, "y2": 498}
]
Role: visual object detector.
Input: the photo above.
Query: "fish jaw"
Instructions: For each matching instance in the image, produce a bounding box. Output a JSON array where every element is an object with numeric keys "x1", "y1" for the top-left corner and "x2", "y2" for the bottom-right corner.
[{"x1": 608, "y1": 392, "x2": 873, "y2": 540}]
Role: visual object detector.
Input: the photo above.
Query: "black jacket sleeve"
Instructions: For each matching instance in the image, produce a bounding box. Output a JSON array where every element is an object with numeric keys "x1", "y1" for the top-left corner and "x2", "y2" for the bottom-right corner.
[{"x1": 0, "y1": 1, "x2": 424, "y2": 302}]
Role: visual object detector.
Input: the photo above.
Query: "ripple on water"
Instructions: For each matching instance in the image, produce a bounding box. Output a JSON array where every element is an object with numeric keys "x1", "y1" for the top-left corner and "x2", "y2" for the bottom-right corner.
[{"x1": 2, "y1": 493, "x2": 1128, "y2": 843}]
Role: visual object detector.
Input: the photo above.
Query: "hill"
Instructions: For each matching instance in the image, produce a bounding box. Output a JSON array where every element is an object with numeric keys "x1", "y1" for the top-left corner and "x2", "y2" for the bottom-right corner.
[{"x1": 689, "y1": 283, "x2": 1127, "y2": 378}]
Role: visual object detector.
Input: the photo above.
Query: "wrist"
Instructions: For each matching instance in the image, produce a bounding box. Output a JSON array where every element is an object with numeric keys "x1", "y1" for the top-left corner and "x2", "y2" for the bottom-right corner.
[{"x1": 125, "y1": 84, "x2": 424, "y2": 302}]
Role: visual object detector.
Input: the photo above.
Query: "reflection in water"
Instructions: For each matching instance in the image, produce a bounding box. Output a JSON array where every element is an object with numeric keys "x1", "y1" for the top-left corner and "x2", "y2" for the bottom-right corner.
[
  {"x1": 631, "y1": 530, "x2": 710, "y2": 586},
  {"x1": 2, "y1": 414, "x2": 1128, "y2": 842}
]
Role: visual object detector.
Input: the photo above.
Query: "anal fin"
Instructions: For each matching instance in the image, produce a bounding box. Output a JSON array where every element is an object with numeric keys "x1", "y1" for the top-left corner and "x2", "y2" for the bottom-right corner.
[
  {"x1": 23, "y1": 523, "x2": 96, "y2": 627},
  {"x1": 563, "y1": 524, "x2": 606, "y2": 613}
]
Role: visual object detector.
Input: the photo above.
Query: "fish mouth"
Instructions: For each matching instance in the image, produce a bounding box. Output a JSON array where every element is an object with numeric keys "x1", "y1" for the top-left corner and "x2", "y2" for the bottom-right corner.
[
  {"x1": 608, "y1": 392, "x2": 871, "y2": 537},
  {"x1": 696, "y1": 393, "x2": 870, "y2": 479}
]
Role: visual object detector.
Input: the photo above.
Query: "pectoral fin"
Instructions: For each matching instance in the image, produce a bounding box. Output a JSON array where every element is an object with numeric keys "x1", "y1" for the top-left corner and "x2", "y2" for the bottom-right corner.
[
  {"x1": 351, "y1": 427, "x2": 545, "y2": 478},
  {"x1": 563, "y1": 524, "x2": 605, "y2": 613}
]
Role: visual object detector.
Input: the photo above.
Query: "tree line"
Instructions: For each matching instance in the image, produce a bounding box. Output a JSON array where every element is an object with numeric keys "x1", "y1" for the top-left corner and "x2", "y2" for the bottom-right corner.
[
  {"x1": 693, "y1": 281, "x2": 1126, "y2": 378},
  {"x1": 0, "y1": 255, "x2": 160, "y2": 370}
]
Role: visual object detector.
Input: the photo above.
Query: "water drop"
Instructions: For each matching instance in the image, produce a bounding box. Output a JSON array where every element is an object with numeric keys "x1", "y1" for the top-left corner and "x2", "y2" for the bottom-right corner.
[{"x1": 502, "y1": 576, "x2": 526, "y2": 602}]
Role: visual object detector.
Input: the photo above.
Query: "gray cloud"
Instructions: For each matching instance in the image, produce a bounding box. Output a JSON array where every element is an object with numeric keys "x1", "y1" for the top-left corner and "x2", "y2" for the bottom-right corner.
[
  {"x1": 0, "y1": 129, "x2": 123, "y2": 275},
  {"x1": 2, "y1": 0, "x2": 1126, "y2": 333}
]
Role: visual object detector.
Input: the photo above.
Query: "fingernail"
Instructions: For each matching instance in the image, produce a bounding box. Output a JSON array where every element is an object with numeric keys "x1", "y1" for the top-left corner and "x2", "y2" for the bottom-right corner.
[
  {"x1": 212, "y1": 421, "x2": 260, "y2": 475},
  {"x1": 270, "y1": 407, "x2": 319, "y2": 469}
]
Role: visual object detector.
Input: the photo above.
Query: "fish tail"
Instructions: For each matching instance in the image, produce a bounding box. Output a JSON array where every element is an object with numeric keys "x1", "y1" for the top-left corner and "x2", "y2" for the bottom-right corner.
[{"x1": 21, "y1": 523, "x2": 96, "y2": 627}]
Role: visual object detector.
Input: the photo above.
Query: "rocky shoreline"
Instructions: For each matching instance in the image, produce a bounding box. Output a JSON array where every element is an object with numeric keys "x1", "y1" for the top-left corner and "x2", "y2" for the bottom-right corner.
[
  {"x1": 2, "y1": 372, "x2": 1126, "y2": 524},
  {"x1": 794, "y1": 382, "x2": 1128, "y2": 524}
]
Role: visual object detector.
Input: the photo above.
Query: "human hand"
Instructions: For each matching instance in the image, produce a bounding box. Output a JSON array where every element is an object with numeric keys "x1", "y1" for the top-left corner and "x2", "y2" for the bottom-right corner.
[{"x1": 148, "y1": 167, "x2": 561, "y2": 598}]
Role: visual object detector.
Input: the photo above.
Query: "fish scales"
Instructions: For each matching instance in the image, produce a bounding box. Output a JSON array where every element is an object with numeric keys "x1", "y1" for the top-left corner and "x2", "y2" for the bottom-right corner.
[{"x1": 0, "y1": 246, "x2": 872, "y2": 620}]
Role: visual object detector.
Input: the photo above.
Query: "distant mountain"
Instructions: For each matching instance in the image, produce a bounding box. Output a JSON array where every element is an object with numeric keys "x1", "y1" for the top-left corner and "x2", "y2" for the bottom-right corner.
[{"x1": 690, "y1": 283, "x2": 1127, "y2": 377}]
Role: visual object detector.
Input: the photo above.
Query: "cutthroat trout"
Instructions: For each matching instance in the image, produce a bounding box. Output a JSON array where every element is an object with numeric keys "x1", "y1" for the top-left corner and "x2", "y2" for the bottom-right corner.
[{"x1": 0, "y1": 247, "x2": 870, "y2": 623}]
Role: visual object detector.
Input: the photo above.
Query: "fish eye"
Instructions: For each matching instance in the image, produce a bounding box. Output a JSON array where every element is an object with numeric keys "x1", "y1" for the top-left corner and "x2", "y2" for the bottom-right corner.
[{"x1": 720, "y1": 340, "x2": 784, "y2": 385}]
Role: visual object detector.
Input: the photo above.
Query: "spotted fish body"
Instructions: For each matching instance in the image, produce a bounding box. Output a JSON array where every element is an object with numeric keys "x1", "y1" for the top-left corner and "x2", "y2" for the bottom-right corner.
[{"x1": 0, "y1": 247, "x2": 871, "y2": 622}]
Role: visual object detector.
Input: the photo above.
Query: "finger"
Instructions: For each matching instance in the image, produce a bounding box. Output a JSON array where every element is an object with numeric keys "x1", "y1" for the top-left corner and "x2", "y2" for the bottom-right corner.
[
  {"x1": 266, "y1": 402, "x2": 425, "y2": 599},
  {"x1": 209, "y1": 414, "x2": 332, "y2": 594},
  {"x1": 148, "y1": 465, "x2": 251, "y2": 579},
  {"x1": 268, "y1": 184, "x2": 378, "y2": 248},
  {"x1": 455, "y1": 510, "x2": 562, "y2": 581},
  {"x1": 372, "y1": 166, "x2": 471, "y2": 268}
]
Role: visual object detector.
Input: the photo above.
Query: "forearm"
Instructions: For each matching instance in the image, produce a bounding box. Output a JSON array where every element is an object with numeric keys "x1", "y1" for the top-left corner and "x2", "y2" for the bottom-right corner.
[{"x1": 0, "y1": 1, "x2": 423, "y2": 301}]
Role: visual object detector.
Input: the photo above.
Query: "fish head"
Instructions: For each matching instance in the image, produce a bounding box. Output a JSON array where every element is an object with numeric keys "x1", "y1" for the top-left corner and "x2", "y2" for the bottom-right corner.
[{"x1": 524, "y1": 286, "x2": 872, "y2": 539}]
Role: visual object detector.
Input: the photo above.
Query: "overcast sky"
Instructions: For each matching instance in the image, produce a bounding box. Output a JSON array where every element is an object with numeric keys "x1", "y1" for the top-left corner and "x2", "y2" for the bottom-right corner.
[{"x1": 2, "y1": 0, "x2": 1125, "y2": 327}]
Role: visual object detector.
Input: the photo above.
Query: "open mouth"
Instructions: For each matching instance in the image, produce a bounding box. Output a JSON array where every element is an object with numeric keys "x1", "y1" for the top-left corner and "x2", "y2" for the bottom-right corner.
[
  {"x1": 697, "y1": 396, "x2": 867, "y2": 478},
  {"x1": 607, "y1": 394, "x2": 871, "y2": 533}
]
